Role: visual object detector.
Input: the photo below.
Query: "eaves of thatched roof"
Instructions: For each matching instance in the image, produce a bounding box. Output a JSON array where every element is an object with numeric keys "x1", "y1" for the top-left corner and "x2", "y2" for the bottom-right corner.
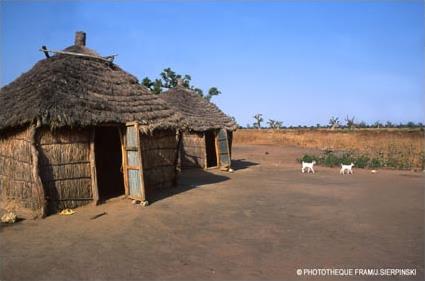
[
  {"x1": 159, "y1": 86, "x2": 238, "y2": 132},
  {"x1": 0, "y1": 32, "x2": 182, "y2": 131}
]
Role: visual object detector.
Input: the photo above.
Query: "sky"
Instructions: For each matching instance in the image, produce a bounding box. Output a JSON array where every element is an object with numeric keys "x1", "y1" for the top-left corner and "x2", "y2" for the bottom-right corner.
[{"x1": 1, "y1": 0, "x2": 424, "y2": 126}]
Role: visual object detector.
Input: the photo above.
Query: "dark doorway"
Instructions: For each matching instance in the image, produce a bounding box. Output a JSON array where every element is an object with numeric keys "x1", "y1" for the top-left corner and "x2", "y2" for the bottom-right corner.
[
  {"x1": 95, "y1": 127, "x2": 125, "y2": 200},
  {"x1": 205, "y1": 131, "x2": 218, "y2": 167}
]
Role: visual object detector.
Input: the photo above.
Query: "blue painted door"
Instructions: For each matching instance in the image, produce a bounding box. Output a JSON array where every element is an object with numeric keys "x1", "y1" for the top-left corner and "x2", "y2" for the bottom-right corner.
[
  {"x1": 217, "y1": 129, "x2": 231, "y2": 168},
  {"x1": 123, "y1": 123, "x2": 146, "y2": 200}
]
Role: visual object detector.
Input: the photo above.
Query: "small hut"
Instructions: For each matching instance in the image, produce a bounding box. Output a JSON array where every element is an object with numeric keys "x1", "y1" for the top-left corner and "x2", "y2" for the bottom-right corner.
[
  {"x1": 0, "y1": 32, "x2": 182, "y2": 218},
  {"x1": 159, "y1": 84, "x2": 237, "y2": 170}
]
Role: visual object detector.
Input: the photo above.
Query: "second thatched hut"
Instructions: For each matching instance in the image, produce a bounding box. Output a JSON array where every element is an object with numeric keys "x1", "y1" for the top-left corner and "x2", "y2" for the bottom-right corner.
[{"x1": 159, "y1": 84, "x2": 237, "y2": 170}]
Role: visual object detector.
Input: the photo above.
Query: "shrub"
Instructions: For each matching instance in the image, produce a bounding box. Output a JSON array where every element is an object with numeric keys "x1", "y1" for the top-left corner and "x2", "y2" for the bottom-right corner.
[
  {"x1": 298, "y1": 154, "x2": 319, "y2": 163},
  {"x1": 354, "y1": 155, "x2": 370, "y2": 168},
  {"x1": 321, "y1": 151, "x2": 340, "y2": 167},
  {"x1": 301, "y1": 152, "x2": 380, "y2": 169},
  {"x1": 369, "y1": 158, "x2": 383, "y2": 168}
]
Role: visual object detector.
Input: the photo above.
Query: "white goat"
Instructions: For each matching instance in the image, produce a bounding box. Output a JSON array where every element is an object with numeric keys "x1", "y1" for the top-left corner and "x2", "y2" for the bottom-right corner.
[
  {"x1": 340, "y1": 163, "x2": 355, "y2": 175},
  {"x1": 301, "y1": 161, "x2": 316, "y2": 174}
]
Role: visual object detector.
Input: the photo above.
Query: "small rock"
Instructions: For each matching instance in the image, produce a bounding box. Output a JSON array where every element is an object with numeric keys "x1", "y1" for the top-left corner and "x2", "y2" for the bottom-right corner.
[
  {"x1": 141, "y1": 201, "x2": 149, "y2": 207},
  {"x1": 265, "y1": 152, "x2": 269, "y2": 155},
  {"x1": 228, "y1": 168, "x2": 234, "y2": 173},
  {"x1": 371, "y1": 170, "x2": 377, "y2": 174}
]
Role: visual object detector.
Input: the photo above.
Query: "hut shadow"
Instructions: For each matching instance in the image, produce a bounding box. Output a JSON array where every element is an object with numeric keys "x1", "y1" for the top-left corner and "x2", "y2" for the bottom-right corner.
[
  {"x1": 231, "y1": 159, "x2": 259, "y2": 171},
  {"x1": 37, "y1": 149, "x2": 60, "y2": 214},
  {"x1": 149, "y1": 168, "x2": 230, "y2": 204}
]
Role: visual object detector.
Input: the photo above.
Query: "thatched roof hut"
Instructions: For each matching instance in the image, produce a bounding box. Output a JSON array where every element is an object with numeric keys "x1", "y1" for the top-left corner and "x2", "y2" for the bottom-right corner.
[
  {"x1": 160, "y1": 85, "x2": 237, "y2": 170},
  {"x1": 0, "y1": 33, "x2": 180, "y2": 131},
  {"x1": 0, "y1": 32, "x2": 182, "y2": 218}
]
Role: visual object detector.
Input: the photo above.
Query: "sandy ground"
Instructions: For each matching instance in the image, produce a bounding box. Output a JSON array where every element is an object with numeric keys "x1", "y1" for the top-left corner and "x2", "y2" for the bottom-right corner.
[{"x1": 1, "y1": 144, "x2": 424, "y2": 281}]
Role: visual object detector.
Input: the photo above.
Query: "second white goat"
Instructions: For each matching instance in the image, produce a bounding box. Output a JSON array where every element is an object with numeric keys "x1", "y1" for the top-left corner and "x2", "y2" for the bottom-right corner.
[
  {"x1": 340, "y1": 163, "x2": 355, "y2": 175},
  {"x1": 301, "y1": 161, "x2": 316, "y2": 174}
]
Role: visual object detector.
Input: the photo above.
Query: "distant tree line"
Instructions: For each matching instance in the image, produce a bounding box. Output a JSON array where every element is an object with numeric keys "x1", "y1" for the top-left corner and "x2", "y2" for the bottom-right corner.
[
  {"x1": 241, "y1": 114, "x2": 424, "y2": 130},
  {"x1": 142, "y1": 67, "x2": 221, "y2": 101}
]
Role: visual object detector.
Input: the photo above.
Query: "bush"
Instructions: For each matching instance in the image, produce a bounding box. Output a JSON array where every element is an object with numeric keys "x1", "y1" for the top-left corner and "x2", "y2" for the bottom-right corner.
[
  {"x1": 300, "y1": 152, "x2": 382, "y2": 169},
  {"x1": 369, "y1": 158, "x2": 383, "y2": 168},
  {"x1": 354, "y1": 155, "x2": 370, "y2": 168},
  {"x1": 321, "y1": 151, "x2": 340, "y2": 167},
  {"x1": 298, "y1": 154, "x2": 319, "y2": 163}
]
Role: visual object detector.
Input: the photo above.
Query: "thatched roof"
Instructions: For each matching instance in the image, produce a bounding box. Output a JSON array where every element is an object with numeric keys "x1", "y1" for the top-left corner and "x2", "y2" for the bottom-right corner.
[
  {"x1": 0, "y1": 32, "x2": 182, "y2": 131},
  {"x1": 159, "y1": 85, "x2": 238, "y2": 132}
]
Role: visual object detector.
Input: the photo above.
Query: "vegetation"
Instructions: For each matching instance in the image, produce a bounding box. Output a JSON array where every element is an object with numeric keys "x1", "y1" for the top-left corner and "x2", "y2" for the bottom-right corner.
[
  {"x1": 239, "y1": 114, "x2": 424, "y2": 130},
  {"x1": 329, "y1": 116, "x2": 340, "y2": 130},
  {"x1": 142, "y1": 67, "x2": 221, "y2": 100},
  {"x1": 299, "y1": 151, "x2": 372, "y2": 168},
  {"x1": 233, "y1": 128, "x2": 425, "y2": 170},
  {"x1": 253, "y1": 114, "x2": 264, "y2": 129},
  {"x1": 345, "y1": 116, "x2": 356, "y2": 129},
  {"x1": 299, "y1": 148, "x2": 425, "y2": 170},
  {"x1": 267, "y1": 119, "x2": 283, "y2": 130}
]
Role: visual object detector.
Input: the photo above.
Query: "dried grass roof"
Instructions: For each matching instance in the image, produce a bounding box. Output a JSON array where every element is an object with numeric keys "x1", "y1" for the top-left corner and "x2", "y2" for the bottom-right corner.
[
  {"x1": 159, "y1": 86, "x2": 238, "y2": 132},
  {"x1": 0, "y1": 34, "x2": 182, "y2": 131}
]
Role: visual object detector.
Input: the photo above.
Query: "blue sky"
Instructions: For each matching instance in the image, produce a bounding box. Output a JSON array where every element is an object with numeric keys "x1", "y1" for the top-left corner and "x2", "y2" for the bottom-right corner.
[{"x1": 1, "y1": 0, "x2": 424, "y2": 126}]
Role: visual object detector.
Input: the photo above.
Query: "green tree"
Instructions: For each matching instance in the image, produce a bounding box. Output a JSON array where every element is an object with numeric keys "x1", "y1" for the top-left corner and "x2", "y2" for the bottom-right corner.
[
  {"x1": 160, "y1": 68, "x2": 178, "y2": 88},
  {"x1": 141, "y1": 77, "x2": 163, "y2": 94},
  {"x1": 358, "y1": 121, "x2": 367, "y2": 128},
  {"x1": 345, "y1": 115, "x2": 356, "y2": 129},
  {"x1": 253, "y1": 114, "x2": 264, "y2": 129},
  {"x1": 373, "y1": 121, "x2": 382, "y2": 128},
  {"x1": 151, "y1": 79, "x2": 163, "y2": 95},
  {"x1": 141, "y1": 77, "x2": 153, "y2": 89},
  {"x1": 267, "y1": 119, "x2": 283, "y2": 130},
  {"x1": 205, "y1": 87, "x2": 221, "y2": 101},
  {"x1": 406, "y1": 121, "x2": 416, "y2": 128},
  {"x1": 191, "y1": 87, "x2": 204, "y2": 97},
  {"x1": 329, "y1": 116, "x2": 340, "y2": 130},
  {"x1": 144, "y1": 67, "x2": 221, "y2": 100}
]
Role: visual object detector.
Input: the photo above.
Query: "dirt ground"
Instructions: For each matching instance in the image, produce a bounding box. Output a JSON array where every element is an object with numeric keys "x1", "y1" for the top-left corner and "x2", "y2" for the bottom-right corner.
[{"x1": 1, "y1": 144, "x2": 424, "y2": 281}]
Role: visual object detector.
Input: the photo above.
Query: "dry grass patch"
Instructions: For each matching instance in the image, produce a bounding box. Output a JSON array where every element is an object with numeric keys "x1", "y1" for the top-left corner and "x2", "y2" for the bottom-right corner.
[{"x1": 234, "y1": 129, "x2": 425, "y2": 169}]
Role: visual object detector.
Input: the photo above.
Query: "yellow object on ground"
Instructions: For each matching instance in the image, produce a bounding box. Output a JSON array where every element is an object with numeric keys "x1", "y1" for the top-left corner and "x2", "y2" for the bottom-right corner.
[
  {"x1": 59, "y1": 209, "x2": 75, "y2": 215},
  {"x1": 1, "y1": 212, "x2": 17, "y2": 223}
]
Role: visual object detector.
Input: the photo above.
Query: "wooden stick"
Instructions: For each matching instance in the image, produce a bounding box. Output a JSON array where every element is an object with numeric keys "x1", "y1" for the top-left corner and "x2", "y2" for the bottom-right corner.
[
  {"x1": 41, "y1": 46, "x2": 50, "y2": 58},
  {"x1": 39, "y1": 48, "x2": 117, "y2": 62},
  {"x1": 89, "y1": 129, "x2": 99, "y2": 205}
]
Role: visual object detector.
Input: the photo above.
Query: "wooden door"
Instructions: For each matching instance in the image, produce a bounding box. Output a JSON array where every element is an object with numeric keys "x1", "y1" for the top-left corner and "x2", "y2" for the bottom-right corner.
[
  {"x1": 216, "y1": 129, "x2": 231, "y2": 168},
  {"x1": 120, "y1": 123, "x2": 146, "y2": 201}
]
